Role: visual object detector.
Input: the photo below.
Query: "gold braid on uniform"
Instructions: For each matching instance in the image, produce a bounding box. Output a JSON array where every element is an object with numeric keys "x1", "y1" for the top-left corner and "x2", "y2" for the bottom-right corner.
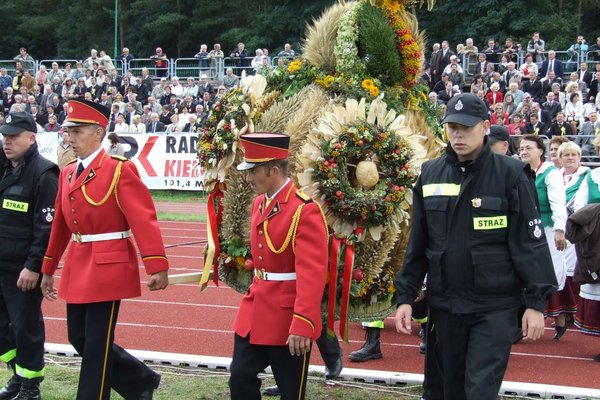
[
  {"x1": 82, "y1": 162, "x2": 122, "y2": 206},
  {"x1": 264, "y1": 204, "x2": 304, "y2": 254}
]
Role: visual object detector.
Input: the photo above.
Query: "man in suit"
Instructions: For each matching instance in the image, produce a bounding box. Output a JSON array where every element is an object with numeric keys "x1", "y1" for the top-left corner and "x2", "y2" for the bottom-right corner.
[
  {"x1": 229, "y1": 133, "x2": 328, "y2": 400},
  {"x1": 107, "y1": 104, "x2": 122, "y2": 133},
  {"x1": 197, "y1": 74, "x2": 214, "y2": 99},
  {"x1": 438, "y1": 81, "x2": 459, "y2": 104},
  {"x1": 576, "y1": 111, "x2": 600, "y2": 158},
  {"x1": 525, "y1": 113, "x2": 547, "y2": 136},
  {"x1": 522, "y1": 71, "x2": 544, "y2": 103},
  {"x1": 30, "y1": 104, "x2": 47, "y2": 127},
  {"x1": 146, "y1": 113, "x2": 165, "y2": 133},
  {"x1": 40, "y1": 99, "x2": 168, "y2": 400},
  {"x1": 475, "y1": 53, "x2": 491, "y2": 77},
  {"x1": 199, "y1": 91, "x2": 213, "y2": 112},
  {"x1": 438, "y1": 41, "x2": 454, "y2": 75},
  {"x1": 548, "y1": 112, "x2": 574, "y2": 138},
  {"x1": 542, "y1": 70, "x2": 563, "y2": 94},
  {"x1": 125, "y1": 103, "x2": 140, "y2": 125},
  {"x1": 429, "y1": 43, "x2": 442, "y2": 84},
  {"x1": 540, "y1": 50, "x2": 564, "y2": 79},
  {"x1": 541, "y1": 92, "x2": 562, "y2": 122},
  {"x1": 87, "y1": 77, "x2": 103, "y2": 102},
  {"x1": 588, "y1": 71, "x2": 600, "y2": 103},
  {"x1": 531, "y1": 102, "x2": 552, "y2": 127},
  {"x1": 501, "y1": 62, "x2": 519, "y2": 87},
  {"x1": 182, "y1": 114, "x2": 199, "y2": 132},
  {"x1": 578, "y1": 62, "x2": 593, "y2": 90}
]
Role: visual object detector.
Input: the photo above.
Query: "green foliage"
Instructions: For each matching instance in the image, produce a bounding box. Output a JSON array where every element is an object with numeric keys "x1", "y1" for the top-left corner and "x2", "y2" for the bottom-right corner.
[{"x1": 357, "y1": 4, "x2": 402, "y2": 85}]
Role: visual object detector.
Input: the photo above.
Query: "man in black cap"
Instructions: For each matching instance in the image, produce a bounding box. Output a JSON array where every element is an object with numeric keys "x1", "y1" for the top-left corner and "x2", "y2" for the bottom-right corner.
[
  {"x1": 394, "y1": 93, "x2": 557, "y2": 400},
  {"x1": 488, "y1": 125, "x2": 512, "y2": 156},
  {"x1": 0, "y1": 112, "x2": 59, "y2": 400}
]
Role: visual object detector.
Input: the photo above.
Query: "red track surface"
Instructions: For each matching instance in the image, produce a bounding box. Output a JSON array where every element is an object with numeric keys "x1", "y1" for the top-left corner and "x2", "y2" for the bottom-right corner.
[{"x1": 42, "y1": 202, "x2": 600, "y2": 391}]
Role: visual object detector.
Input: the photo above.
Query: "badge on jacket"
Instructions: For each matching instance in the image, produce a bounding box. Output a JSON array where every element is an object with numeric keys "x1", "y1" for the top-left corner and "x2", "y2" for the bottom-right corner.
[
  {"x1": 528, "y1": 218, "x2": 544, "y2": 239},
  {"x1": 43, "y1": 207, "x2": 55, "y2": 222}
]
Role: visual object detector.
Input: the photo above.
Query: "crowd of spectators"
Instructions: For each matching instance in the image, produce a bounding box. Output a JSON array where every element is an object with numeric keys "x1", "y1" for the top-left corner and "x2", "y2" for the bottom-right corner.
[
  {"x1": 0, "y1": 42, "x2": 299, "y2": 135},
  {"x1": 423, "y1": 33, "x2": 600, "y2": 157}
]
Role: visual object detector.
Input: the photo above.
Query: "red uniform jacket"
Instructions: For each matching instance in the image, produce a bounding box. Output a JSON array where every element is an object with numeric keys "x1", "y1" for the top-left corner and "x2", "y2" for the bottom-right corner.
[
  {"x1": 42, "y1": 150, "x2": 168, "y2": 303},
  {"x1": 233, "y1": 180, "x2": 328, "y2": 345}
]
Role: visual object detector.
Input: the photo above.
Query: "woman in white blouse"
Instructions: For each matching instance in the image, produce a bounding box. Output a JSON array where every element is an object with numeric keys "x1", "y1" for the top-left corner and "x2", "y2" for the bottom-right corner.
[
  {"x1": 564, "y1": 91, "x2": 584, "y2": 134},
  {"x1": 519, "y1": 135, "x2": 568, "y2": 339},
  {"x1": 129, "y1": 114, "x2": 147, "y2": 133},
  {"x1": 546, "y1": 141, "x2": 589, "y2": 338}
]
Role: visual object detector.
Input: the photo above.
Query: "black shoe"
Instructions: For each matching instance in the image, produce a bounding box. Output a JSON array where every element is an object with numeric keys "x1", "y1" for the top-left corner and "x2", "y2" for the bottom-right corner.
[
  {"x1": 0, "y1": 374, "x2": 22, "y2": 400},
  {"x1": 418, "y1": 329, "x2": 426, "y2": 354},
  {"x1": 14, "y1": 378, "x2": 42, "y2": 400},
  {"x1": 324, "y1": 356, "x2": 343, "y2": 379},
  {"x1": 262, "y1": 385, "x2": 280, "y2": 396},
  {"x1": 554, "y1": 325, "x2": 567, "y2": 340},
  {"x1": 348, "y1": 328, "x2": 382, "y2": 362},
  {"x1": 593, "y1": 353, "x2": 600, "y2": 362},
  {"x1": 139, "y1": 373, "x2": 161, "y2": 400}
]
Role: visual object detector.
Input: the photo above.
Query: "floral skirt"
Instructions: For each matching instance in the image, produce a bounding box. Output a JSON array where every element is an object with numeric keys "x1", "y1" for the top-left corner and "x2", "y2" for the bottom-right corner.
[{"x1": 545, "y1": 277, "x2": 579, "y2": 317}]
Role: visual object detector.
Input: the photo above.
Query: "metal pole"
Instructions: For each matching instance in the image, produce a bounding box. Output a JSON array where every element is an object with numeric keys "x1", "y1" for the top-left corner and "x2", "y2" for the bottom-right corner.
[{"x1": 113, "y1": 0, "x2": 118, "y2": 59}]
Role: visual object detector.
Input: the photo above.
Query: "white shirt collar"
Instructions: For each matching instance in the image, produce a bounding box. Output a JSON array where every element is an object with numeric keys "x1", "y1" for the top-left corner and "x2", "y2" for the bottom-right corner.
[
  {"x1": 78, "y1": 146, "x2": 103, "y2": 170},
  {"x1": 265, "y1": 178, "x2": 290, "y2": 202}
]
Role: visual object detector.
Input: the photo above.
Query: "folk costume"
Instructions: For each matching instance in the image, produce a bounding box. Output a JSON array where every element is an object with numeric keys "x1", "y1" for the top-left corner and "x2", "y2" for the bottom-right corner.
[
  {"x1": 41, "y1": 99, "x2": 167, "y2": 400},
  {"x1": 229, "y1": 133, "x2": 328, "y2": 400}
]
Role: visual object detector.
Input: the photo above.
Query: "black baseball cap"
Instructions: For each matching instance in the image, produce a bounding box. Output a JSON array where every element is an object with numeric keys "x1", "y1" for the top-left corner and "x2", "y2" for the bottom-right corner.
[
  {"x1": 0, "y1": 112, "x2": 37, "y2": 136},
  {"x1": 488, "y1": 125, "x2": 510, "y2": 144},
  {"x1": 441, "y1": 93, "x2": 489, "y2": 127}
]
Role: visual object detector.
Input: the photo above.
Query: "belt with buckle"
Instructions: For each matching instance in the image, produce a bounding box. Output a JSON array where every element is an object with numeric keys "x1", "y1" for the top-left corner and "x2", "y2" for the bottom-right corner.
[
  {"x1": 254, "y1": 269, "x2": 297, "y2": 281},
  {"x1": 72, "y1": 230, "x2": 132, "y2": 243}
]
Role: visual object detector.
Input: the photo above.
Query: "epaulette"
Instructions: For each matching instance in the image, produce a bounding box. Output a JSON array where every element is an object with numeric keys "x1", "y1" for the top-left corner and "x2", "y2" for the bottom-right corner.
[
  {"x1": 295, "y1": 189, "x2": 312, "y2": 203},
  {"x1": 110, "y1": 155, "x2": 128, "y2": 162},
  {"x1": 66, "y1": 159, "x2": 77, "y2": 166}
]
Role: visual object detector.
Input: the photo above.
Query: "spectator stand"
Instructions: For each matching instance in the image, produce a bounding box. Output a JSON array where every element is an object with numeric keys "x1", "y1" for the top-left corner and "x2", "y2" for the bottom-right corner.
[
  {"x1": 128, "y1": 58, "x2": 166, "y2": 80},
  {"x1": 0, "y1": 60, "x2": 21, "y2": 75},
  {"x1": 586, "y1": 50, "x2": 600, "y2": 71}
]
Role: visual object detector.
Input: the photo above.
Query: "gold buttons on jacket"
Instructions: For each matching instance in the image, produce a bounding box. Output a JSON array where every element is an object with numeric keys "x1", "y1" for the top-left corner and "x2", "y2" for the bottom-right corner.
[
  {"x1": 258, "y1": 230, "x2": 263, "y2": 235},
  {"x1": 258, "y1": 256, "x2": 263, "y2": 261},
  {"x1": 258, "y1": 243, "x2": 263, "y2": 249},
  {"x1": 73, "y1": 220, "x2": 78, "y2": 225},
  {"x1": 70, "y1": 196, "x2": 75, "y2": 201}
]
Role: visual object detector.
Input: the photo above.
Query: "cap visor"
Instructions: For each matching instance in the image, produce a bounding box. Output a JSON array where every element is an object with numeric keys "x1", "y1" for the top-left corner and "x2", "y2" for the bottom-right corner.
[
  {"x1": 62, "y1": 121, "x2": 89, "y2": 128},
  {"x1": 440, "y1": 114, "x2": 483, "y2": 127},
  {"x1": 236, "y1": 161, "x2": 257, "y2": 171},
  {"x1": 0, "y1": 125, "x2": 24, "y2": 136}
]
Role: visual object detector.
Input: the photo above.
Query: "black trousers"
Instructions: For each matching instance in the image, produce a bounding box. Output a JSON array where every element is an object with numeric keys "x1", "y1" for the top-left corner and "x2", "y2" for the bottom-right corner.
[
  {"x1": 315, "y1": 325, "x2": 341, "y2": 368},
  {"x1": 430, "y1": 307, "x2": 518, "y2": 400},
  {"x1": 67, "y1": 301, "x2": 156, "y2": 400},
  {"x1": 0, "y1": 270, "x2": 45, "y2": 376},
  {"x1": 229, "y1": 334, "x2": 311, "y2": 400},
  {"x1": 422, "y1": 320, "x2": 443, "y2": 400}
]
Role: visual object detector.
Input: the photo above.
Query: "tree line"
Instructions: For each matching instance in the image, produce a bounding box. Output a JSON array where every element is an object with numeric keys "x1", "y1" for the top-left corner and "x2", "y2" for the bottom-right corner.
[{"x1": 0, "y1": 0, "x2": 598, "y2": 62}]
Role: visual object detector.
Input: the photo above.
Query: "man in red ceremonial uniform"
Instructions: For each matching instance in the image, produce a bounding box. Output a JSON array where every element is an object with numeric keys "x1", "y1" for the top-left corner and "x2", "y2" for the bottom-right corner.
[
  {"x1": 229, "y1": 133, "x2": 329, "y2": 400},
  {"x1": 40, "y1": 99, "x2": 169, "y2": 400}
]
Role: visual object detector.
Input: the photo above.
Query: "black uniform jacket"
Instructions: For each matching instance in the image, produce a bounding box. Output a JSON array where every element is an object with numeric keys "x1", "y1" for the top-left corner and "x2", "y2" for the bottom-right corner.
[
  {"x1": 395, "y1": 140, "x2": 557, "y2": 313},
  {"x1": 0, "y1": 143, "x2": 59, "y2": 272}
]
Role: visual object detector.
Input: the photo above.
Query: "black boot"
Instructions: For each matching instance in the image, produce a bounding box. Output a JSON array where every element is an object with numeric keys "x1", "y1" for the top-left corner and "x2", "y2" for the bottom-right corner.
[
  {"x1": 419, "y1": 323, "x2": 427, "y2": 354},
  {"x1": 0, "y1": 361, "x2": 22, "y2": 400},
  {"x1": 348, "y1": 327, "x2": 382, "y2": 362},
  {"x1": 14, "y1": 377, "x2": 41, "y2": 400}
]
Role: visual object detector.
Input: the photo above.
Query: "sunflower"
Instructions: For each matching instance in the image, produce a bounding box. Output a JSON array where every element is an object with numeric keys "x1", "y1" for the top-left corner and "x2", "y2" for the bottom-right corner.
[{"x1": 361, "y1": 78, "x2": 375, "y2": 90}]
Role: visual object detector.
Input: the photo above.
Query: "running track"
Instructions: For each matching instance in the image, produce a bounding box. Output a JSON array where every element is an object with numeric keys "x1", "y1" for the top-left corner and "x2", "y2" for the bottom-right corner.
[{"x1": 41, "y1": 202, "x2": 600, "y2": 391}]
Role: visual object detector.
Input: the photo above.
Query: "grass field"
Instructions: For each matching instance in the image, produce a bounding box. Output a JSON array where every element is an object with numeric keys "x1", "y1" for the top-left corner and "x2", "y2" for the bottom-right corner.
[
  {"x1": 150, "y1": 190, "x2": 207, "y2": 203},
  {"x1": 3, "y1": 356, "x2": 428, "y2": 400}
]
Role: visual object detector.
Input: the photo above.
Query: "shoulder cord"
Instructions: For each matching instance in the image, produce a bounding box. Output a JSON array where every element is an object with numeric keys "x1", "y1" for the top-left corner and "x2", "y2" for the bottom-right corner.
[
  {"x1": 81, "y1": 161, "x2": 122, "y2": 206},
  {"x1": 264, "y1": 204, "x2": 304, "y2": 255}
]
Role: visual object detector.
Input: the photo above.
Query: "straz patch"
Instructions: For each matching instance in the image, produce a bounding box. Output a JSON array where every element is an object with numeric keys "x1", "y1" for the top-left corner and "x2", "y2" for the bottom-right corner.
[
  {"x1": 473, "y1": 216, "x2": 507, "y2": 230},
  {"x1": 528, "y1": 218, "x2": 544, "y2": 240},
  {"x1": 2, "y1": 199, "x2": 29, "y2": 212}
]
